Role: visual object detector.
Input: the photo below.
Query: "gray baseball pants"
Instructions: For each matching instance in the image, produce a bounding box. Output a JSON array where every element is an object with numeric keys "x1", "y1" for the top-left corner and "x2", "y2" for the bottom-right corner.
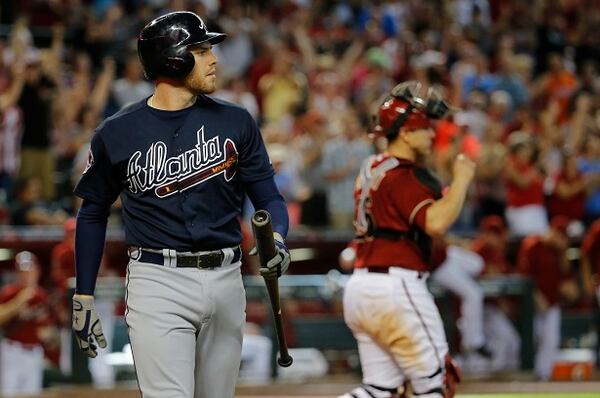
[{"x1": 125, "y1": 255, "x2": 246, "y2": 398}]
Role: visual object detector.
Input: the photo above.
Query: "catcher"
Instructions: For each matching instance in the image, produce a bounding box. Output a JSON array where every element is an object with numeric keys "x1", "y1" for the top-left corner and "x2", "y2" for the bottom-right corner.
[{"x1": 339, "y1": 81, "x2": 474, "y2": 398}]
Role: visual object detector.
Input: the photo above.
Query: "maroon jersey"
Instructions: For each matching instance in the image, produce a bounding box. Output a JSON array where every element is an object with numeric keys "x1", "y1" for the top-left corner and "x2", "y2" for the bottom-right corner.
[
  {"x1": 51, "y1": 241, "x2": 75, "y2": 291},
  {"x1": 581, "y1": 219, "x2": 600, "y2": 275},
  {"x1": 517, "y1": 236, "x2": 567, "y2": 306},
  {"x1": 548, "y1": 171, "x2": 586, "y2": 221},
  {"x1": 472, "y1": 238, "x2": 511, "y2": 275},
  {"x1": 0, "y1": 284, "x2": 53, "y2": 345},
  {"x1": 353, "y1": 154, "x2": 442, "y2": 272},
  {"x1": 504, "y1": 155, "x2": 544, "y2": 208},
  {"x1": 430, "y1": 237, "x2": 448, "y2": 270}
]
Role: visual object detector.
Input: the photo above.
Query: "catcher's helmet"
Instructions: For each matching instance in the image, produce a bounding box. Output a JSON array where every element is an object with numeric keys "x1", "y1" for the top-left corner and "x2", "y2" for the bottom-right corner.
[
  {"x1": 137, "y1": 11, "x2": 226, "y2": 80},
  {"x1": 372, "y1": 81, "x2": 451, "y2": 140}
]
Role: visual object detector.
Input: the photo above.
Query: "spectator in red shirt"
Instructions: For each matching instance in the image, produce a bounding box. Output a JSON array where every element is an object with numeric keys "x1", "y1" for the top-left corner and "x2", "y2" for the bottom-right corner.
[
  {"x1": 517, "y1": 216, "x2": 573, "y2": 380},
  {"x1": 548, "y1": 152, "x2": 587, "y2": 222},
  {"x1": 51, "y1": 217, "x2": 76, "y2": 294},
  {"x1": 580, "y1": 218, "x2": 600, "y2": 305},
  {"x1": 504, "y1": 132, "x2": 548, "y2": 236},
  {"x1": 472, "y1": 215, "x2": 512, "y2": 275},
  {"x1": 471, "y1": 216, "x2": 521, "y2": 372},
  {"x1": 50, "y1": 217, "x2": 77, "y2": 373},
  {"x1": 0, "y1": 251, "x2": 57, "y2": 396}
]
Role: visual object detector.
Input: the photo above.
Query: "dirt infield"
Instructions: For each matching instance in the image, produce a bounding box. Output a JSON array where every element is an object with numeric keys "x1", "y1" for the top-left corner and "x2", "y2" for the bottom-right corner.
[{"x1": 27, "y1": 379, "x2": 600, "y2": 398}]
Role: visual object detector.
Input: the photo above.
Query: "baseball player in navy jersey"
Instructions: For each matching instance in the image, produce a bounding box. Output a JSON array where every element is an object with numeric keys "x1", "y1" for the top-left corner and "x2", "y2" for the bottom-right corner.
[
  {"x1": 340, "y1": 81, "x2": 474, "y2": 398},
  {"x1": 71, "y1": 11, "x2": 290, "y2": 398}
]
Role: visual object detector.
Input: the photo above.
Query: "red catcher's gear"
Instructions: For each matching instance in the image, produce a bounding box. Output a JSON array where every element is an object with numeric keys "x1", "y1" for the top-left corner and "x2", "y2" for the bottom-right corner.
[
  {"x1": 371, "y1": 81, "x2": 451, "y2": 139},
  {"x1": 444, "y1": 354, "x2": 461, "y2": 398}
]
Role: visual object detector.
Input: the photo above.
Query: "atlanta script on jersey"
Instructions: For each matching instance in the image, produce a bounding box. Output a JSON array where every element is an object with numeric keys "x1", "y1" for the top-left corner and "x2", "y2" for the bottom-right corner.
[{"x1": 74, "y1": 95, "x2": 273, "y2": 251}]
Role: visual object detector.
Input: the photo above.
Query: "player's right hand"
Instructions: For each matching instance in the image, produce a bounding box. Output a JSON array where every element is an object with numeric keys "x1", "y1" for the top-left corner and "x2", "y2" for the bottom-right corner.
[
  {"x1": 72, "y1": 294, "x2": 107, "y2": 358},
  {"x1": 249, "y1": 233, "x2": 291, "y2": 279},
  {"x1": 452, "y1": 153, "x2": 476, "y2": 183}
]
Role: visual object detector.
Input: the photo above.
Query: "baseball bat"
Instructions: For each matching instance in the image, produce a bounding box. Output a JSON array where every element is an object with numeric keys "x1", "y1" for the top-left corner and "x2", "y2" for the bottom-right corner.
[{"x1": 251, "y1": 210, "x2": 293, "y2": 368}]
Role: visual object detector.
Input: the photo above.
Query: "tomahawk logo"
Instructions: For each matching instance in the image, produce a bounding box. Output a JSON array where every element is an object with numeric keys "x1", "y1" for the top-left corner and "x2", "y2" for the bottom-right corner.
[{"x1": 126, "y1": 126, "x2": 238, "y2": 197}]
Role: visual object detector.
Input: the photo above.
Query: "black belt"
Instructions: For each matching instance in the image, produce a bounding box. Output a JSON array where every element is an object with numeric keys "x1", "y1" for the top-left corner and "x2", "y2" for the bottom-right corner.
[
  {"x1": 367, "y1": 266, "x2": 389, "y2": 273},
  {"x1": 366, "y1": 266, "x2": 426, "y2": 278},
  {"x1": 135, "y1": 247, "x2": 241, "y2": 269}
]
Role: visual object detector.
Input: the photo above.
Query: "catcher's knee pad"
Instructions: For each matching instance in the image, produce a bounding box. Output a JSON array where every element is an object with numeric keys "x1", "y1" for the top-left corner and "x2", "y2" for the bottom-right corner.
[
  {"x1": 410, "y1": 366, "x2": 445, "y2": 397},
  {"x1": 338, "y1": 384, "x2": 398, "y2": 398},
  {"x1": 408, "y1": 355, "x2": 462, "y2": 398}
]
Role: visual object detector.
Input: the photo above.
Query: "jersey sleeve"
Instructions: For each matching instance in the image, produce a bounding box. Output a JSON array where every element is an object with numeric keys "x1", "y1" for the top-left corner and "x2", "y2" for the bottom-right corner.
[
  {"x1": 73, "y1": 133, "x2": 122, "y2": 206},
  {"x1": 237, "y1": 111, "x2": 274, "y2": 182},
  {"x1": 391, "y1": 171, "x2": 437, "y2": 231}
]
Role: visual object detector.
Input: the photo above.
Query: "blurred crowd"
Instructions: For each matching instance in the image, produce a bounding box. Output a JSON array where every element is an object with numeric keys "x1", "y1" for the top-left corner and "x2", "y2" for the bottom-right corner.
[
  {"x1": 0, "y1": 0, "x2": 598, "y2": 234},
  {"x1": 0, "y1": 0, "x2": 600, "y2": 391}
]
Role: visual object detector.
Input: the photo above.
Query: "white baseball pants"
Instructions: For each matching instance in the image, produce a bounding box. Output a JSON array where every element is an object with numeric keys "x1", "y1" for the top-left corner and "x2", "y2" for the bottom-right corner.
[
  {"x1": 534, "y1": 305, "x2": 561, "y2": 381},
  {"x1": 505, "y1": 204, "x2": 549, "y2": 237},
  {"x1": 0, "y1": 339, "x2": 44, "y2": 396},
  {"x1": 431, "y1": 245, "x2": 485, "y2": 350},
  {"x1": 484, "y1": 305, "x2": 521, "y2": 371},
  {"x1": 343, "y1": 268, "x2": 448, "y2": 398}
]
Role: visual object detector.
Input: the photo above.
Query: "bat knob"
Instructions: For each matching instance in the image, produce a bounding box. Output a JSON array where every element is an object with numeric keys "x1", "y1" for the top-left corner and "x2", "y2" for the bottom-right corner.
[
  {"x1": 252, "y1": 210, "x2": 270, "y2": 225},
  {"x1": 278, "y1": 355, "x2": 293, "y2": 368}
]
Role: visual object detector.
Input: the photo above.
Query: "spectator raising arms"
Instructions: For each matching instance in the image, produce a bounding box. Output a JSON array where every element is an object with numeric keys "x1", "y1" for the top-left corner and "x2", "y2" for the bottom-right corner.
[{"x1": 503, "y1": 132, "x2": 548, "y2": 236}]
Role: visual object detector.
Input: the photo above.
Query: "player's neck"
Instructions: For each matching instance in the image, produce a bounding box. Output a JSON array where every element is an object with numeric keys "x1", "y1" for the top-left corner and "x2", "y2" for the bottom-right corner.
[
  {"x1": 149, "y1": 84, "x2": 197, "y2": 111},
  {"x1": 387, "y1": 140, "x2": 415, "y2": 161}
]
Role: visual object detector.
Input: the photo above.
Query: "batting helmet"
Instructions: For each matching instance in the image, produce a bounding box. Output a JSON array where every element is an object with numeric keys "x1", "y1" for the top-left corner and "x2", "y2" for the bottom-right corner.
[
  {"x1": 137, "y1": 11, "x2": 226, "y2": 80},
  {"x1": 371, "y1": 81, "x2": 451, "y2": 140}
]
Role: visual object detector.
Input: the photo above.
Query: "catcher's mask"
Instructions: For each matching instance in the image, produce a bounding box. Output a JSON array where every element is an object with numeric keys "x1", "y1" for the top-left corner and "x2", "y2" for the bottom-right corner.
[{"x1": 371, "y1": 81, "x2": 451, "y2": 140}]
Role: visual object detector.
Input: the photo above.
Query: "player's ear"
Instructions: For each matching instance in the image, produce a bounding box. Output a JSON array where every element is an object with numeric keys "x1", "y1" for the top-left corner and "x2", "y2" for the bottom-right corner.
[{"x1": 397, "y1": 129, "x2": 410, "y2": 142}]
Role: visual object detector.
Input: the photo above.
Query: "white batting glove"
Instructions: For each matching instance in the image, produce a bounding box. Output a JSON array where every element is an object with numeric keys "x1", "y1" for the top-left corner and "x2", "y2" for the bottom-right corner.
[
  {"x1": 72, "y1": 294, "x2": 107, "y2": 358},
  {"x1": 249, "y1": 233, "x2": 291, "y2": 278}
]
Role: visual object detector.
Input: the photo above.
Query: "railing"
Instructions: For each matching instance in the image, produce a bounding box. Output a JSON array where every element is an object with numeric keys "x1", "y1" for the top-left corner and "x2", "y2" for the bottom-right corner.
[
  {"x1": 244, "y1": 274, "x2": 535, "y2": 371},
  {"x1": 66, "y1": 273, "x2": 535, "y2": 382}
]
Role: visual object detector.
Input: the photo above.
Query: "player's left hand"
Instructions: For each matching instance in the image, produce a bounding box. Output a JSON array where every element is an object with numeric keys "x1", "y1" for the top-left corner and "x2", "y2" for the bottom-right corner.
[
  {"x1": 249, "y1": 233, "x2": 290, "y2": 278},
  {"x1": 72, "y1": 294, "x2": 107, "y2": 358}
]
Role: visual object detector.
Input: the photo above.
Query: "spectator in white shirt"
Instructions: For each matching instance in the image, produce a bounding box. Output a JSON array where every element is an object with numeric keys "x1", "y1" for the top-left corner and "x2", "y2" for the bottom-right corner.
[{"x1": 111, "y1": 53, "x2": 152, "y2": 109}]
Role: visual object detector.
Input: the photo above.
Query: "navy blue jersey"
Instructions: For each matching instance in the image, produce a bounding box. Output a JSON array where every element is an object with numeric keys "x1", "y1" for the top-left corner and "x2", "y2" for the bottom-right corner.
[{"x1": 74, "y1": 96, "x2": 274, "y2": 251}]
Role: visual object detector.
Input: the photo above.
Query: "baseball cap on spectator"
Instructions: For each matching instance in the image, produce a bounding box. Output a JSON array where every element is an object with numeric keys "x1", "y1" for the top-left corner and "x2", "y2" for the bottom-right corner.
[
  {"x1": 480, "y1": 215, "x2": 506, "y2": 234},
  {"x1": 15, "y1": 251, "x2": 38, "y2": 272}
]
